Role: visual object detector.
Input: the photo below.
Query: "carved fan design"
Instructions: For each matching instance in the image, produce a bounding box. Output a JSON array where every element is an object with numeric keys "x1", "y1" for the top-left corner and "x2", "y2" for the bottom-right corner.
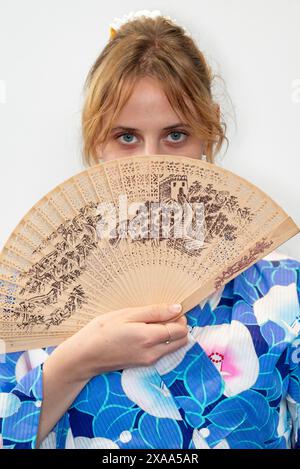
[{"x1": 0, "y1": 154, "x2": 299, "y2": 352}]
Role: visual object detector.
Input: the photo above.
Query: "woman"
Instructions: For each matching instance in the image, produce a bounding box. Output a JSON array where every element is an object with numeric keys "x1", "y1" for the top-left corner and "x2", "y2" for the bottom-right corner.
[{"x1": 0, "y1": 11, "x2": 299, "y2": 450}]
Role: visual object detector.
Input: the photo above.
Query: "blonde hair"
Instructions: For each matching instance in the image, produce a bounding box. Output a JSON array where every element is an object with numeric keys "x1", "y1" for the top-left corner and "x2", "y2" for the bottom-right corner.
[{"x1": 81, "y1": 15, "x2": 229, "y2": 167}]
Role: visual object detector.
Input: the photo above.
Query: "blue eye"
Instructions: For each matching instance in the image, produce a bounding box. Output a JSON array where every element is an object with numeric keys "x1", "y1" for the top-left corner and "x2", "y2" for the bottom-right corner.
[
  {"x1": 117, "y1": 133, "x2": 138, "y2": 144},
  {"x1": 115, "y1": 130, "x2": 188, "y2": 146},
  {"x1": 166, "y1": 131, "x2": 187, "y2": 143}
]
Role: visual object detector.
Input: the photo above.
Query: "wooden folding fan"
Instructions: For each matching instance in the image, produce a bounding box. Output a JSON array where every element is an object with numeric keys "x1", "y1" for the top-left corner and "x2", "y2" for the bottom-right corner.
[{"x1": 0, "y1": 154, "x2": 299, "y2": 352}]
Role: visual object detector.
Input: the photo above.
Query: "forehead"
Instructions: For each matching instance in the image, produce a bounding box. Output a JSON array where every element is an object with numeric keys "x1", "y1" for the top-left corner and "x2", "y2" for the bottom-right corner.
[{"x1": 113, "y1": 76, "x2": 183, "y2": 128}]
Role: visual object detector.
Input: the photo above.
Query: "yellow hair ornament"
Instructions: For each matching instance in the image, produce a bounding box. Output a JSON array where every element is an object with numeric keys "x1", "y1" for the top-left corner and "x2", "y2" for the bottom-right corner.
[{"x1": 109, "y1": 26, "x2": 117, "y2": 39}]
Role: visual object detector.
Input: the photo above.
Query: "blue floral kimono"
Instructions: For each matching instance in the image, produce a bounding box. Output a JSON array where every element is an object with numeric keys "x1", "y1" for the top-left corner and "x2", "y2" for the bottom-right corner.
[{"x1": 0, "y1": 250, "x2": 300, "y2": 450}]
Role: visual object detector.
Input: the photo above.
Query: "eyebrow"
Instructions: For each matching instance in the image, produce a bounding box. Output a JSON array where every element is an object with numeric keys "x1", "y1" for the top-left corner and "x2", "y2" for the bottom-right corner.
[{"x1": 111, "y1": 123, "x2": 190, "y2": 132}]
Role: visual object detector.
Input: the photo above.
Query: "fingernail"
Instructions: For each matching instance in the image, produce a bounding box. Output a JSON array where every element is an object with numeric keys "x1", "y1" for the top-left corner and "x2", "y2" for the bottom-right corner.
[{"x1": 169, "y1": 304, "x2": 182, "y2": 313}]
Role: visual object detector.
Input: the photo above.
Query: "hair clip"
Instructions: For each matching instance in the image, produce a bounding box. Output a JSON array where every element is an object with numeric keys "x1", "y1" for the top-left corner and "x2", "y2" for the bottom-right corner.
[{"x1": 109, "y1": 26, "x2": 117, "y2": 39}]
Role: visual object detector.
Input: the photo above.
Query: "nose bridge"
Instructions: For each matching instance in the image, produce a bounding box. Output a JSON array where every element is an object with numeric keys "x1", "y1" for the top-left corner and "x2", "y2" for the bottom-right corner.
[{"x1": 143, "y1": 134, "x2": 160, "y2": 156}]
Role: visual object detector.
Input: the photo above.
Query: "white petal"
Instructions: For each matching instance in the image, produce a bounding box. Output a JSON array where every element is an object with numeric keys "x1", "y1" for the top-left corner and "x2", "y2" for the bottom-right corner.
[
  {"x1": 15, "y1": 349, "x2": 49, "y2": 383},
  {"x1": 73, "y1": 436, "x2": 119, "y2": 449},
  {"x1": 194, "y1": 321, "x2": 259, "y2": 397},
  {"x1": 121, "y1": 367, "x2": 182, "y2": 419},
  {"x1": 39, "y1": 431, "x2": 56, "y2": 449},
  {"x1": 65, "y1": 428, "x2": 75, "y2": 449},
  {"x1": 254, "y1": 283, "x2": 299, "y2": 335},
  {"x1": 192, "y1": 428, "x2": 210, "y2": 449},
  {"x1": 0, "y1": 393, "x2": 21, "y2": 418}
]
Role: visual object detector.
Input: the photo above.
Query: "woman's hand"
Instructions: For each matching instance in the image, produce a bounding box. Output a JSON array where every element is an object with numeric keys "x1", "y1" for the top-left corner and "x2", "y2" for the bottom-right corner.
[
  {"x1": 49, "y1": 303, "x2": 189, "y2": 382},
  {"x1": 37, "y1": 303, "x2": 188, "y2": 447}
]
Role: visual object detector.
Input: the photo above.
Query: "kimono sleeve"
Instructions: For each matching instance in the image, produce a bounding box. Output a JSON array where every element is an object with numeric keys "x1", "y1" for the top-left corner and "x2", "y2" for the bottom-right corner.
[
  {"x1": 286, "y1": 260, "x2": 300, "y2": 449},
  {"x1": 286, "y1": 331, "x2": 300, "y2": 449},
  {"x1": 0, "y1": 348, "x2": 49, "y2": 449}
]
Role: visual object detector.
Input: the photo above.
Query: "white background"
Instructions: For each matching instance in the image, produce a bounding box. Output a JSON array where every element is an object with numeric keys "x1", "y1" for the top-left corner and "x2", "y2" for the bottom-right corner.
[{"x1": 0, "y1": 0, "x2": 299, "y2": 258}]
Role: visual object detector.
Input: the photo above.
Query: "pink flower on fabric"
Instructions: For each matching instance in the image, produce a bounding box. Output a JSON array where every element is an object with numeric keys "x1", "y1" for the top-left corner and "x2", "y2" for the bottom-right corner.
[{"x1": 191, "y1": 320, "x2": 259, "y2": 397}]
